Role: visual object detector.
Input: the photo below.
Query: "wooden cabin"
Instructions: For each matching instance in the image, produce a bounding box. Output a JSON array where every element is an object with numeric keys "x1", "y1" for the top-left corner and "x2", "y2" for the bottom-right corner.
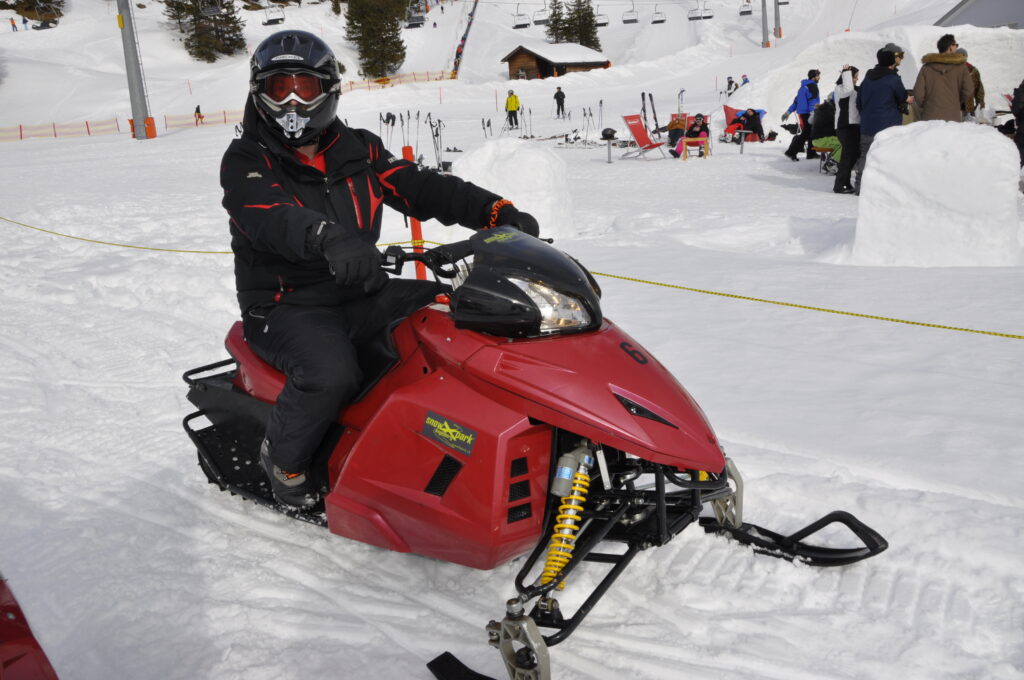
[{"x1": 500, "y1": 43, "x2": 611, "y2": 80}]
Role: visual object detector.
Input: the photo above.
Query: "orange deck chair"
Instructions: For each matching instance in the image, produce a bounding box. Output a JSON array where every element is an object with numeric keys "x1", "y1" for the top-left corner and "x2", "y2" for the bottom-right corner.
[{"x1": 621, "y1": 114, "x2": 666, "y2": 159}]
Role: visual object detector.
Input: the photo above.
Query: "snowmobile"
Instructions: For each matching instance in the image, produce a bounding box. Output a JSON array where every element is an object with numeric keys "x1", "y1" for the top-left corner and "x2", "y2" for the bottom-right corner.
[
  {"x1": 0, "y1": 569, "x2": 59, "y2": 680},
  {"x1": 183, "y1": 227, "x2": 887, "y2": 680}
]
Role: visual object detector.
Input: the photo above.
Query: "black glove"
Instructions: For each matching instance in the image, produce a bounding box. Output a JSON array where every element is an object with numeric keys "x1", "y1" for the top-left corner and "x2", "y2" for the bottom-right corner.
[
  {"x1": 308, "y1": 221, "x2": 381, "y2": 286},
  {"x1": 494, "y1": 203, "x2": 540, "y2": 237}
]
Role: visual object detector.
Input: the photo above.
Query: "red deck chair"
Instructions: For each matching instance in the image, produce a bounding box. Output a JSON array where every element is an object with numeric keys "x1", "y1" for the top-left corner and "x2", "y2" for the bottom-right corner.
[
  {"x1": 621, "y1": 114, "x2": 666, "y2": 159},
  {"x1": 722, "y1": 105, "x2": 764, "y2": 143}
]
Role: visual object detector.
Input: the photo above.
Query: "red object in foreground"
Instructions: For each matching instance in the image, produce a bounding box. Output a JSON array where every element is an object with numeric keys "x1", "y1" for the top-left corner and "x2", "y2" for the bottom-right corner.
[{"x1": 0, "y1": 577, "x2": 58, "y2": 680}]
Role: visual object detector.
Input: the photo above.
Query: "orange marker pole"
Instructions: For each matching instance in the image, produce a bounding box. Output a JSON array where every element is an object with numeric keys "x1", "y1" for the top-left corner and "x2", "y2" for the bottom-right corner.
[{"x1": 401, "y1": 145, "x2": 427, "y2": 280}]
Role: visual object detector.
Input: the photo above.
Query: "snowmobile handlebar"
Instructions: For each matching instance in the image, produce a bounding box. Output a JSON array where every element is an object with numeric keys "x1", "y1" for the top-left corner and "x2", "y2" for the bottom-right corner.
[{"x1": 381, "y1": 241, "x2": 473, "y2": 279}]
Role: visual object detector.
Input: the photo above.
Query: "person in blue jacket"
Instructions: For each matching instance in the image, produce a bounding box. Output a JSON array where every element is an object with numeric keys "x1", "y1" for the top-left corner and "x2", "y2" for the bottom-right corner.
[
  {"x1": 782, "y1": 69, "x2": 821, "y2": 160},
  {"x1": 853, "y1": 47, "x2": 910, "y2": 194}
]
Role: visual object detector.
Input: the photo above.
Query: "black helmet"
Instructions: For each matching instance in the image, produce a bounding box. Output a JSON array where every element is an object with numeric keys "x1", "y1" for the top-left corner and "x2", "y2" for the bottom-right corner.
[
  {"x1": 601, "y1": 127, "x2": 616, "y2": 140},
  {"x1": 250, "y1": 30, "x2": 342, "y2": 146}
]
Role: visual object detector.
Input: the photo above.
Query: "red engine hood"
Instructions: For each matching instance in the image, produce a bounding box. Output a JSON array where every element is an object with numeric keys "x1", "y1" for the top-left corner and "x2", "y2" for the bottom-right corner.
[{"x1": 464, "y1": 320, "x2": 724, "y2": 472}]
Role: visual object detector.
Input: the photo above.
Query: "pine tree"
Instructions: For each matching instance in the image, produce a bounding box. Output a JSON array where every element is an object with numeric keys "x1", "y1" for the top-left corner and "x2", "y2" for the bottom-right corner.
[
  {"x1": 168, "y1": 0, "x2": 246, "y2": 63},
  {"x1": 545, "y1": 0, "x2": 565, "y2": 43},
  {"x1": 564, "y1": 0, "x2": 600, "y2": 51},
  {"x1": 345, "y1": 0, "x2": 406, "y2": 78}
]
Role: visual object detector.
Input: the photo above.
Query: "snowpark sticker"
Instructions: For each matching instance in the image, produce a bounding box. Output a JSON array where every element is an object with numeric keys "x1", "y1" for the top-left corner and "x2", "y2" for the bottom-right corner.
[{"x1": 422, "y1": 411, "x2": 477, "y2": 456}]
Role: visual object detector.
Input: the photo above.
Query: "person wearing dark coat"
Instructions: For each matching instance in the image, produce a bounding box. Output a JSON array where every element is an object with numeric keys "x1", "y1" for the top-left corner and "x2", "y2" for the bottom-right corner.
[
  {"x1": 553, "y1": 86, "x2": 566, "y2": 118},
  {"x1": 1012, "y1": 78, "x2": 1024, "y2": 168},
  {"x1": 853, "y1": 48, "x2": 909, "y2": 194},
  {"x1": 782, "y1": 69, "x2": 822, "y2": 161},
  {"x1": 723, "y1": 108, "x2": 765, "y2": 142},
  {"x1": 222, "y1": 31, "x2": 539, "y2": 509}
]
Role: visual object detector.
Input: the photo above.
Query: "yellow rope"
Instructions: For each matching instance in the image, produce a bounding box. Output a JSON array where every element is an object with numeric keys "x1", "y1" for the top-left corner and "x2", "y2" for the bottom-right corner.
[
  {"x1": 4, "y1": 214, "x2": 1019, "y2": 340},
  {"x1": 592, "y1": 271, "x2": 1024, "y2": 340},
  {"x1": 0, "y1": 215, "x2": 233, "y2": 254}
]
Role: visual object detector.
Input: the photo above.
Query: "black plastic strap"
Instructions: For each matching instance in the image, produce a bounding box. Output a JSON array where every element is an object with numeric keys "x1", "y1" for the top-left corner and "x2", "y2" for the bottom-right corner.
[{"x1": 426, "y1": 652, "x2": 497, "y2": 680}]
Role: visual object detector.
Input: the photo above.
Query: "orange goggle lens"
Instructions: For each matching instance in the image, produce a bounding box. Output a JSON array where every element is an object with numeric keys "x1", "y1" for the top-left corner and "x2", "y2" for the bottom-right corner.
[{"x1": 264, "y1": 73, "x2": 323, "y2": 102}]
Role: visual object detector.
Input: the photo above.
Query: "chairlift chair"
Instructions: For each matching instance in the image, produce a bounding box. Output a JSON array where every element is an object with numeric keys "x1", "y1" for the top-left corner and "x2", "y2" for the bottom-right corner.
[
  {"x1": 651, "y1": 3, "x2": 666, "y2": 23},
  {"x1": 595, "y1": 5, "x2": 609, "y2": 26},
  {"x1": 512, "y1": 4, "x2": 530, "y2": 28},
  {"x1": 739, "y1": 0, "x2": 752, "y2": 16},
  {"x1": 406, "y1": 10, "x2": 426, "y2": 27},
  {"x1": 622, "y1": 1, "x2": 638, "y2": 24},
  {"x1": 533, "y1": 0, "x2": 549, "y2": 25},
  {"x1": 687, "y1": 0, "x2": 701, "y2": 21},
  {"x1": 778, "y1": 0, "x2": 789, "y2": 4},
  {"x1": 199, "y1": 0, "x2": 223, "y2": 17},
  {"x1": 702, "y1": 0, "x2": 715, "y2": 19},
  {"x1": 262, "y1": 5, "x2": 284, "y2": 25}
]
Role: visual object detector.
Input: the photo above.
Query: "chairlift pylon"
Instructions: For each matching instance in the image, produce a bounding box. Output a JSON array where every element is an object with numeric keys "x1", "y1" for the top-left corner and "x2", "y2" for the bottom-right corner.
[
  {"x1": 595, "y1": 4, "x2": 609, "y2": 26},
  {"x1": 512, "y1": 3, "x2": 530, "y2": 28},
  {"x1": 621, "y1": 0, "x2": 638, "y2": 24},
  {"x1": 651, "y1": 3, "x2": 666, "y2": 23}
]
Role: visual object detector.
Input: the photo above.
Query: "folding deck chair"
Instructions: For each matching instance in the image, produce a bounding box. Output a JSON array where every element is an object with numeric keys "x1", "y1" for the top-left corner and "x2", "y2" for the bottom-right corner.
[
  {"x1": 722, "y1": 105, "x2": 768, "y2": 154},
  {"x1": 668, "y1": 113, "x2": 711, "y2": 159},
  {"x1": 621, "y1": 114, "x2": 666, "y2": 159}
]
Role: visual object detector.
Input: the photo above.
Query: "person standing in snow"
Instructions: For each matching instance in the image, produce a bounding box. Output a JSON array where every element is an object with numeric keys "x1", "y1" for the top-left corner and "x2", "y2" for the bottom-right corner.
[
  {"x1": 1012, "y1": 77, "x2": 1024, "y2": 167},
  {"x1": 832, "y1": 65, "x2": 861, "y2": 194},
  {"x1": 9, "y1": 17, "x2": 17, "y2": 31},
  {"x1": 781, "y1": 69, "x2": 822, "y2": 161},
  {"x1": 194, "y1": 105, "x2": 205, "y2": 125},
  {"x1": 505, "y1": 89, "x2": 521, "y2": 129},
  {"x1": 725, "y1": 76, "x2": 738, "y2": 96},
  {"x1": 21, "y1": 16, "x2": 27, "y2": 29},
  {"x1": 553, "y1": 87, "x2": 565, "y2": 118},
  {"x1": 954, "y1": 47, "x2": 985, "y2": 119},
  {"x1": 220, "y1": 30, "x2": 539, "y2": 509},
  {"x1": 853, "y1": 47, "x2": 910, "y2": 194},
  {"x1": 913, "y1": 34, "x2": 972, "y2": 123}
]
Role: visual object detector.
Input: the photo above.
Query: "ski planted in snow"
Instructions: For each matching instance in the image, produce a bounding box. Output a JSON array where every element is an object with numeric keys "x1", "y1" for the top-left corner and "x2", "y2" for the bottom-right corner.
[{"x1": 648, "y1": 92, "x2": 661, "y2": 138}]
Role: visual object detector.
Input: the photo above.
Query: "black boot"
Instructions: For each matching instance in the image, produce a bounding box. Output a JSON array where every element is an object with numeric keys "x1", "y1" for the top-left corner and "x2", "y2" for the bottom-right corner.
[{"x1": 259, "y1": 439, "x2": 320, "y2": 509}]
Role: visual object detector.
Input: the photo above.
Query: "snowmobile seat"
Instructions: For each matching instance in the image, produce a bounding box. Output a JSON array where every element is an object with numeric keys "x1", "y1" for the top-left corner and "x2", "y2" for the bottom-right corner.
[
  {"x1": 621, "y1": 114, "x2": 666, "y2": 159},
  {"x1": 226, "y1": 321, "x2": 285, "y2": 402}
]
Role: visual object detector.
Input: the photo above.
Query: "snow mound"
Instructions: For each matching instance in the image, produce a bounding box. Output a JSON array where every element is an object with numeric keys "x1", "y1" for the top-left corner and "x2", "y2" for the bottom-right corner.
[
  {"x1": 851, "y1": 122, "x2": 1022, "y2": 267},
  {"x1": 452, "y1": 138, "x2": 574, "y2": 238}
]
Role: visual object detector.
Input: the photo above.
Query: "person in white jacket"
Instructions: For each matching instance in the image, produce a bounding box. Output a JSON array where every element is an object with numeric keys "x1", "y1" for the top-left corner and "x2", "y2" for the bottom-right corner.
[{"x1": 832, "y1": 65, "x2": 861, "y2": 194}]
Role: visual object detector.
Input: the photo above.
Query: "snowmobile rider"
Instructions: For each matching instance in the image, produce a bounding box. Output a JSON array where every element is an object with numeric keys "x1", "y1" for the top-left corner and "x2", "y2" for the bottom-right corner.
[{"x1": 220, "y1": 30, "x2": 540, "y2": 509}]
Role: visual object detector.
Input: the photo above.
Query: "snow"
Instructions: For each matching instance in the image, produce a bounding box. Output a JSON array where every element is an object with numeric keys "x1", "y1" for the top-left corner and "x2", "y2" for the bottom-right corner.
[
  {"x1": 2, "y1": 1, "x2": 1024, "y2": 679},
  {"x1": 853, "y1": 122, "x2": 1022, "y2": 266}
]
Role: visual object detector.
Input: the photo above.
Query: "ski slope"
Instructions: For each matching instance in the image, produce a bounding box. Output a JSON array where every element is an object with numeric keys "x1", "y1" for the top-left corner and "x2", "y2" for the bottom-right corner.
[{"x1": 2, "y1": 1, "x2": 1024, "y2": 679}]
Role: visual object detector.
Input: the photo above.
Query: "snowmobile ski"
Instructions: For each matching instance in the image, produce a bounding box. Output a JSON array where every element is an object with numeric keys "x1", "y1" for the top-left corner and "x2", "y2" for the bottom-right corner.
[{"x1": 700, "y1": 511, "x2": 888, "y2": 567}]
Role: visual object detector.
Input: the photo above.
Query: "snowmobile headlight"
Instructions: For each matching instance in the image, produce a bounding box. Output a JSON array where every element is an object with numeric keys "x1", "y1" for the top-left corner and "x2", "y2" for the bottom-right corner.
[{"x1": 508, "y1": 276, "x2": 591, "y2": 334}]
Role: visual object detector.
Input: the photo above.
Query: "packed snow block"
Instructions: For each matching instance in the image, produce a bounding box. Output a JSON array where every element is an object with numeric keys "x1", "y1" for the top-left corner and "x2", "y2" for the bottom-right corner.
[
  {"x1": 453, "y1": 139, "x2": 574, "y2": 238},
  {"x1": 852, "y1": 122, "x2": 1022, "y2": 266}
]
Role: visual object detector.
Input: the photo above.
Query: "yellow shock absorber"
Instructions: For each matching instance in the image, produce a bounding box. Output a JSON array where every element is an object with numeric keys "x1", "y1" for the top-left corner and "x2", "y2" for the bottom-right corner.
[{"x1": 539, "y1": 470, "x2": 590, "y2": 589}]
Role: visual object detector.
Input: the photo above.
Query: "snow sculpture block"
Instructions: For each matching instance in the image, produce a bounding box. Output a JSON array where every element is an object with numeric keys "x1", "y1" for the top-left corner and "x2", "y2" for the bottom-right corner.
[
  {"x1": 852, "y1": 122, "x2": 1022, "y2": 266},
  {"x1": 454, "y1": 139, "x2": 575, "y2": 238}
]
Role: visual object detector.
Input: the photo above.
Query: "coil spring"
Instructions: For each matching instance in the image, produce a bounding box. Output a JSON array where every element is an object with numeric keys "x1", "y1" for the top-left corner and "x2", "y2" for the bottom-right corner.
[{"x1": 539, "y1": 471, "x2": 591, "y2": 589}]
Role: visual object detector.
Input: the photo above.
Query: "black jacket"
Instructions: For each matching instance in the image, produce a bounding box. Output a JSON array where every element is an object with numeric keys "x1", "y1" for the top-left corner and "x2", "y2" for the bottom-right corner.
[{"x1": 222, "y1": 100, "x2": 501, "y2": 312}]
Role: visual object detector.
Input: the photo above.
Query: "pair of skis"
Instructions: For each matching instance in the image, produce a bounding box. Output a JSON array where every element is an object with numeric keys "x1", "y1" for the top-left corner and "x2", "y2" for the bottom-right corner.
[{"x1": 641, "y1": 92, "x2": 661, "y2": 138}]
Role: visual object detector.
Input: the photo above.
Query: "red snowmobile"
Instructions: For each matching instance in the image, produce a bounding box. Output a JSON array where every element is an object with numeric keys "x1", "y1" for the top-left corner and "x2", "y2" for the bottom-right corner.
[
  {"x1": 183, "y1": 227, "x2": 886, "y2": 680},
  {"x1": 0, "y1": 570, "x2": 58, "y2": 680}
]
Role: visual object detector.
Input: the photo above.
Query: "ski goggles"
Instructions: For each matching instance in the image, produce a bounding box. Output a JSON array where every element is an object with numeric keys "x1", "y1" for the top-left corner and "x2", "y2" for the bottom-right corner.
[{"x1": 260, "y1": 72, "x2": 326, "y2": 106}]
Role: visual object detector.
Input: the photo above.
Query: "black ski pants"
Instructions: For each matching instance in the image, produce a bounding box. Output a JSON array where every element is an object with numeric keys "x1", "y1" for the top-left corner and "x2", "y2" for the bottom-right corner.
[
  {"x1": 834, "y1": 125, "x2": 861, "y2": 192},
  {"x1": 555, "y1": 100, "x2": 565, "y2": 118},
  {"x1": 243, "y1": 278, "x2": 444, "y2": 472},
  {"x1": 506, "y1": 110, "x2": 519, "y2": 129},
  {"x1": 785, "y1": 113, "x2": 813, "y2": 157}
]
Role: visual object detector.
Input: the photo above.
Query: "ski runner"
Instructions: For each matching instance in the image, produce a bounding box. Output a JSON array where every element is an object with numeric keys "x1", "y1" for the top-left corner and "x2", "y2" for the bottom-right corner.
[{"x1": 221, "y1": 30, "x2": 540, "y2": 509}]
